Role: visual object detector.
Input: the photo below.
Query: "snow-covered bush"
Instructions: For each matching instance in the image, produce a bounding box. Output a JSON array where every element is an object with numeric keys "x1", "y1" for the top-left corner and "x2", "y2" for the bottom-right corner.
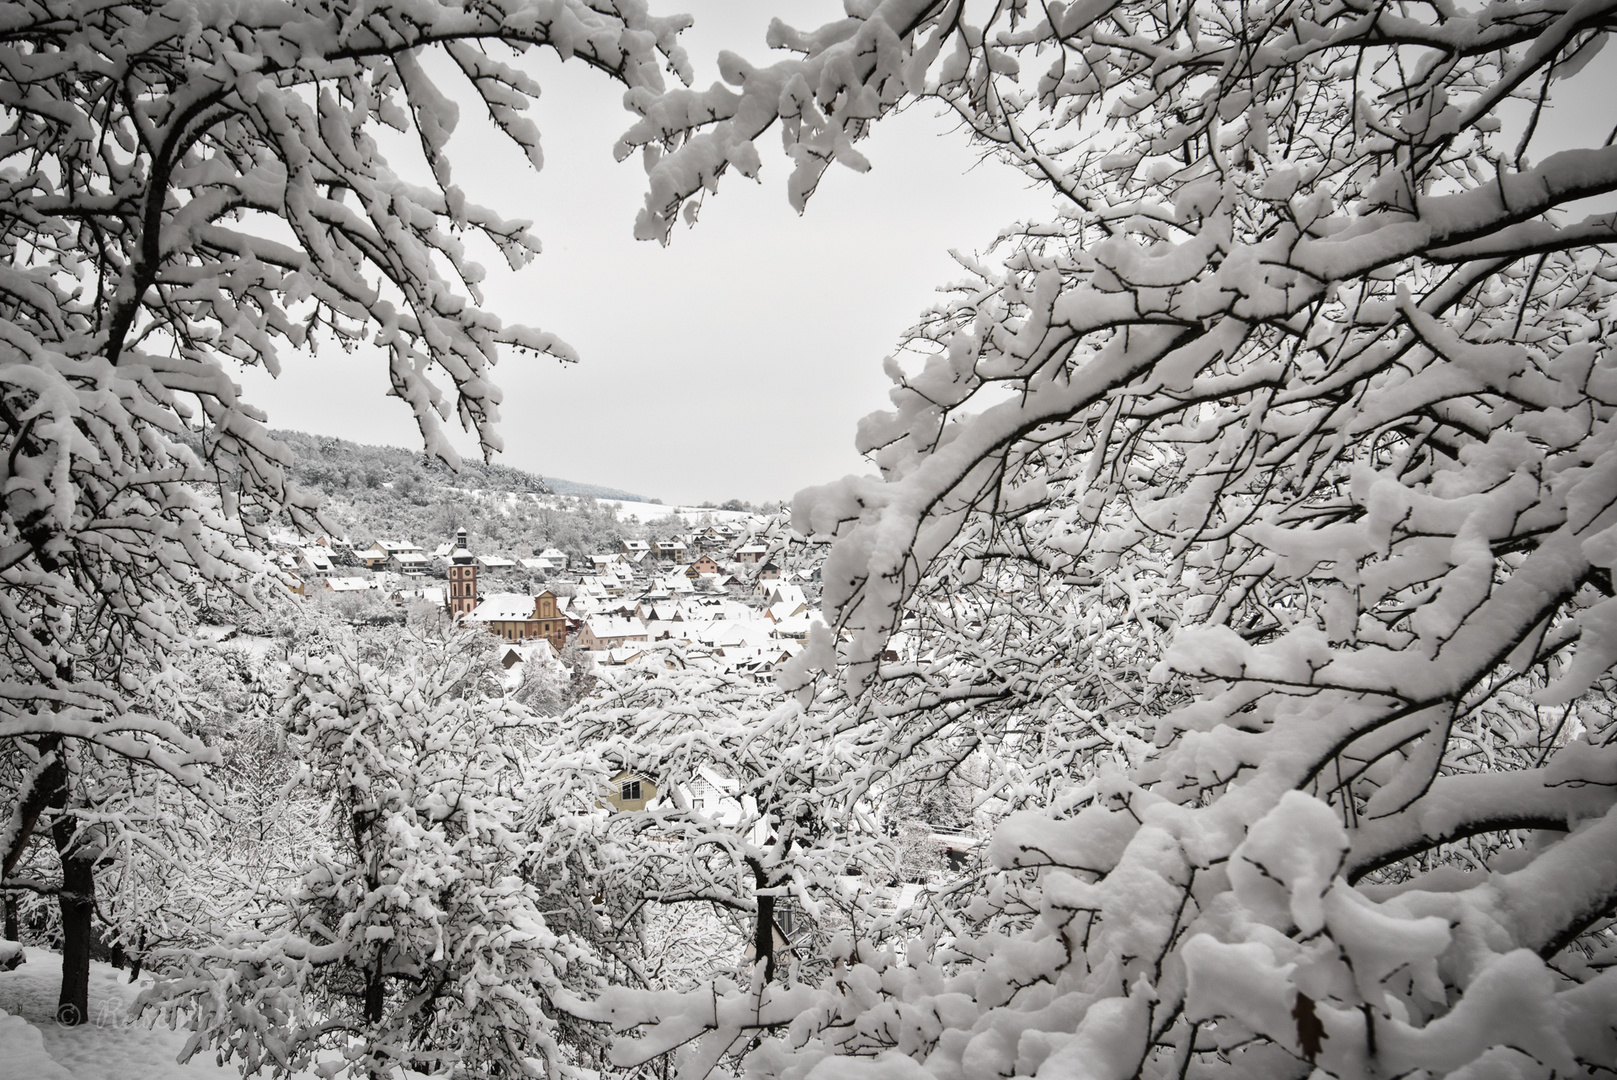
[{"x1": 147, "y1": 630, "x2": 598, "y2": 1079}]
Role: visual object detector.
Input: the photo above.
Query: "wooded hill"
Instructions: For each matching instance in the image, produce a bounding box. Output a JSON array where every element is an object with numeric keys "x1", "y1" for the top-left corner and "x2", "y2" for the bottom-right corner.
[{"x1": 265, "y1": 430, "x2": 651, "y2": 558}]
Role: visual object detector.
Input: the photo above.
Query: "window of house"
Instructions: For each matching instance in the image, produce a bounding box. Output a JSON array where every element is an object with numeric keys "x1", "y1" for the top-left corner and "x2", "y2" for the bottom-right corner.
[
  {"x1": 621, "y1": 779, "x2": 642, "y2": 802},
  {"x1": 693, "y1": 798, "x2": 704, "y2": 810}
]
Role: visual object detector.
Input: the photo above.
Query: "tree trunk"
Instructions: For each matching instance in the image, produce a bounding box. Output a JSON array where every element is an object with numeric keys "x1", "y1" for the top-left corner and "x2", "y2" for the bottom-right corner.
[
  {"x1": 3, "y1": 890, "x2": 16, "y2": 941},
  {"x1": 753, "y1": 891, "x2": 776, "y2": 983},
  {"x1": 364, "y1": 962, "x2": 385, "y2": 1023},
  {"x1": 51, "y1": 812, "x2": 93, "y2": 1026},
  {"x1": 748, "y1": 858, "x2": 777, "y2": 984},
  {"x1": 128, "y1": 926, "x2": 146, "y2": 983}
]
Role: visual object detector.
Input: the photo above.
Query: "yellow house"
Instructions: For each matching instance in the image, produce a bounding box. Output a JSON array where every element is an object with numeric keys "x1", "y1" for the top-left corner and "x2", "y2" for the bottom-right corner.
[{"x1": 603, "y1": 769, "x2": 658, "y2": 812}]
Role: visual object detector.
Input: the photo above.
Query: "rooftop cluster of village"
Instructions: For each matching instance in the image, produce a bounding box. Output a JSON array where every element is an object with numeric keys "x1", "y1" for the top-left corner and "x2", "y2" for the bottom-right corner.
[{"x1": 270, "y1": 517, "x2": 824, "y2": 683}]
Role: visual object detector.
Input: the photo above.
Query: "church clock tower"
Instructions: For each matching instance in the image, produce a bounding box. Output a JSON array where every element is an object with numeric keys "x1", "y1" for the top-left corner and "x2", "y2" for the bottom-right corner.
[{"x1": 447, "y1": 527, "x2": 478, "y2": 620}]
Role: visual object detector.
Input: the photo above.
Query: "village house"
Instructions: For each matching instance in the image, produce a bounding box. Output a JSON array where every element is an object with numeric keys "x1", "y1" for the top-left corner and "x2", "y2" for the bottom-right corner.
[
  {"x1": 652, "y1": 538, "x2": 687, "y2": 563},
  {"x1": 689, "y1": 554, "x2": 722, "y2": 576},
  {"x1": 619, "y1": 539, "x2": 650, "y2": 558},
  {"x1": 603, "y1": 768, "x2": 658, "y2": 812},
  {"x1": 601, "y1": 764, "x2": 772, "y2": 844},
  {"x1": 398, "y1": 584, "x2": 446, "y2": 608},
  {"x1": 690, "y1": 528, "x2": 729, "y2": 554},
  {"x1": 299, "y1": 547, "x2": 336, "y2": 579},
  {"x1": 735, "y1": 543, "x2": 768, "y2": 564},
  {"x1": 769, "y1": 610, "x2": 820, "y2": 642},
  {"x1": 378, "y1": 539, "x2": 423, "y2": 558},
  {"x1": 763, "y1": 583, "x2": 807, "y2": 610},
  {"x1": 520, "y1": 547, "x2": 568, "y2": 573},
  {"x1": 577, "y1": 615, "x2": 649, "y2": 652},
  {"x1": 388, "y1": 549, "x2": 431, "y2": 576}
]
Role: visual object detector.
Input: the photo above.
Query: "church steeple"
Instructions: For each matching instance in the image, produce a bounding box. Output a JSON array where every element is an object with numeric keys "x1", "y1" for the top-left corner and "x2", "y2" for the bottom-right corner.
[{"x1": 446, "y1": 527, "x2": 478, "y2": 619}]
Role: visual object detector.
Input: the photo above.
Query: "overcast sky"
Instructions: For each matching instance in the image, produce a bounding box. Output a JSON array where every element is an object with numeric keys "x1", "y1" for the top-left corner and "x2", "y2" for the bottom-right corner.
[
  {"x1": 238, "y1": 1, "x2": 1050, "y2": 505},
  {"x1": 239, "y1": 2, "x2": 1613, "y2": 506}
]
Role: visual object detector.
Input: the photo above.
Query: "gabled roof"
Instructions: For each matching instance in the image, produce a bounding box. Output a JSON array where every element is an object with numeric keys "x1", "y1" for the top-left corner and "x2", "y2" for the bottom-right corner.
[
  {"x1": 766, "y1": 583, "x2": 807, "y2": 608},
  {"x1": 585, "y1": 615, "x2": 648, "y2": 640},
  {"x1": 467, "y1": 593, "x2": 542, "y2": 621}
]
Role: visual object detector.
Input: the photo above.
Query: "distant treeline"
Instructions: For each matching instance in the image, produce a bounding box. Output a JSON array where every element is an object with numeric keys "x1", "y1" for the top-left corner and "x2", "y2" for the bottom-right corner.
[{"x1": 223, "y1": 431, "x2": 700, "y2": 563}]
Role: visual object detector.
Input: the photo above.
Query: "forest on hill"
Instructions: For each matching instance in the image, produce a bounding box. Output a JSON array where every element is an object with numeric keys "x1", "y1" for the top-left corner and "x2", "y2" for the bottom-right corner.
[{"x1": 258, "y1": 430, "x2": 658, "y2": 560}]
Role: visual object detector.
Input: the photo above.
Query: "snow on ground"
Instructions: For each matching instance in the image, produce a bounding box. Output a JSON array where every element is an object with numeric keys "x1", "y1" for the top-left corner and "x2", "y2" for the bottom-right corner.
[
  {"x1": 456, "y1": 489, "x2": 765, "y2": 528},
  {"x1": 0, "y1": 947, "x2": 245, "y2": 1080},
  {"x1": 601, "y1": 500, "x2": 761, "y2": 525}
]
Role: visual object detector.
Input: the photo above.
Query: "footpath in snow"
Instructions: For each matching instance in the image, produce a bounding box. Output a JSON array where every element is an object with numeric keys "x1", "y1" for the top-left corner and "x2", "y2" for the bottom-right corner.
[{"x1": 0, "y1": 946, "x2": 241, "y2": 1080}]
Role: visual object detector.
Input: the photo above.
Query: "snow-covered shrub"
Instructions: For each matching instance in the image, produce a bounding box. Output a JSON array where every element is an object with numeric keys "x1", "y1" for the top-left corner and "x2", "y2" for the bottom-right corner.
[{"x1": 145, "y1": 631, "x2": 598, "y2": 1079}]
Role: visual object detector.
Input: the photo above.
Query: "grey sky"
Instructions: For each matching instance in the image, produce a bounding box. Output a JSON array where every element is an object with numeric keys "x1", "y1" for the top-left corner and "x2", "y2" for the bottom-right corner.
[
  {"x1": 239, "y1": 1, "x2": 1051, "y2": 505},
  {"x1": 238, "y1": 2, "x2": 1615, "y2": 506}
]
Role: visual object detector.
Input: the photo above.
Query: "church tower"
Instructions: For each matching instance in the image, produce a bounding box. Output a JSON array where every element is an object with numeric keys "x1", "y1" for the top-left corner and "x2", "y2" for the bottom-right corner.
[{"x1": 447, "y1": 527, "x2": 478, "y2": 620}]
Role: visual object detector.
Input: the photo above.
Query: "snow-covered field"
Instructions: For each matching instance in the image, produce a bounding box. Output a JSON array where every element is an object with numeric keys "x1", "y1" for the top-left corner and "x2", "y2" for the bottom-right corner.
[
  {"x1": 0, "y1": 948, "x2": 248, "y2": 1080},
  {"x1": 600, "y1": 499, "x2": 759, "y2": 525}
]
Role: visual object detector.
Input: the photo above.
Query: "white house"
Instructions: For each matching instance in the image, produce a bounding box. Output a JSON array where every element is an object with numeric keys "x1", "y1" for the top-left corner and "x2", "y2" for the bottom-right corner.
[
  {"x1": 299, "y1": 547, "x2": 336, "y2": 579},
  {"x1": 577, "y1": 616, "x2": 650, "y2": 652}
]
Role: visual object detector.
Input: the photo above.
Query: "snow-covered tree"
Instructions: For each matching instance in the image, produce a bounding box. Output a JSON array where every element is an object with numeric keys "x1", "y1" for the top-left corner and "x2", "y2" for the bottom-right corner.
[
  {"x1": 147, "y1": 630, "x2": 603, "y2": 1079},
  {"x1": 578, "y1": 0, "x2": 1617, "y2": 1076},
  {"x1": 0, "y1": 0, "x2": 694, "y2": 1023}
]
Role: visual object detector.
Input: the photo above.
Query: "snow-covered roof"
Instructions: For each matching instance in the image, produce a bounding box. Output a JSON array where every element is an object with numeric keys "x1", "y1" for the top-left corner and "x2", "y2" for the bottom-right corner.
[
  {"x1": 766, "y1": 583, "x2": 806, "y2": 608},
  {"x1": 586, "y1": 616, "x2": 647, "y2": 639},
  {"x1": 467, "y1": 594, "x2": 541, "y2": 621}
]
